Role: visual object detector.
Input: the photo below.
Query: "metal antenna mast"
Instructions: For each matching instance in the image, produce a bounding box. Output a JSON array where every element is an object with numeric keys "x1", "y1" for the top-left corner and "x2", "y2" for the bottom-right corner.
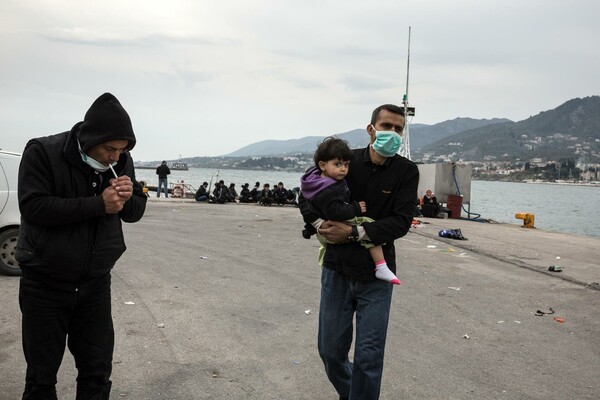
[{"x1": 400, "y1": 26, "x2": 415, "y2": 159}]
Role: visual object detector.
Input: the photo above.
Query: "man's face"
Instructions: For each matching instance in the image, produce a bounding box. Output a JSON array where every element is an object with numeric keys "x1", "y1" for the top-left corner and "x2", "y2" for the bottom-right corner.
[
  {"x1": 87, "y1": 140, "x2": 129, "y2": 165},
  {"x1": 368, "y1": 109, "x2": 405, "y2": 144}
]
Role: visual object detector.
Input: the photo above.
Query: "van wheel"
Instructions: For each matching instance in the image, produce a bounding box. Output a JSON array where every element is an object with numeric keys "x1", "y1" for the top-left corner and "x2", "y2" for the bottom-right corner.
[{"x1": 0, "y1": 228, "x2": 21, "y2": 276}]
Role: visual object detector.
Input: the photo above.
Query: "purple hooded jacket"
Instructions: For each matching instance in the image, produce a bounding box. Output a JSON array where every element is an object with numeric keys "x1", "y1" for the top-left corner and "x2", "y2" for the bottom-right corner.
[{"x1": 300, "y1": 166, "x2": 362, "y2": 221}]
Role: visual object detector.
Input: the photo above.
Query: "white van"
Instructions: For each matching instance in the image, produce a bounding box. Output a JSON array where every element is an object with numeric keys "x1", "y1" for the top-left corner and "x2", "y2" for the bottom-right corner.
[{"x1": 0, "y1": 150, "x2": 21, "y2": 276}]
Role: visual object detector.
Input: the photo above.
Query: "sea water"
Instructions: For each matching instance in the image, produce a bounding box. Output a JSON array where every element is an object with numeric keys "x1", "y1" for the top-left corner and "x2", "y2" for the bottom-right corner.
[
  {"x1": 134, "y1": 167, "x2": 600, "y2": 238},
  {"x1": 466, "y1": 181, "x2": 599, "y2": 238}
]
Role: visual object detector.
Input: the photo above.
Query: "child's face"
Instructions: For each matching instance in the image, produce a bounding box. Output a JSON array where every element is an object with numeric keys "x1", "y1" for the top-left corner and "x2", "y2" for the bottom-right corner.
[{"x1": 319, "y1": 158, "x2": 350, "y2": 181}]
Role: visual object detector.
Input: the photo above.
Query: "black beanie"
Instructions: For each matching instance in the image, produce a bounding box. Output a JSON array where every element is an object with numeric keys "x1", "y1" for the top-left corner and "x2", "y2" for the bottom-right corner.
[{"x1": 78, "y1": 93, "x2": 136, "y2": 152}]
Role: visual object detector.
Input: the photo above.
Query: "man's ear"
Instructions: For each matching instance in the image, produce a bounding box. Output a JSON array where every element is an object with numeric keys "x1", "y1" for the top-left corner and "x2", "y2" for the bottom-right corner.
[{"x1": 366, "y1": 124, "x2": 376, "y2": 143}]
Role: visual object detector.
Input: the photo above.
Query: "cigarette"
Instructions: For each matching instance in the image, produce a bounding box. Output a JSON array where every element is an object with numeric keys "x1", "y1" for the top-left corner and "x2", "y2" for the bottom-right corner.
[{"x1": 108, "y1": 164, "x2": 118, "y2": 179}]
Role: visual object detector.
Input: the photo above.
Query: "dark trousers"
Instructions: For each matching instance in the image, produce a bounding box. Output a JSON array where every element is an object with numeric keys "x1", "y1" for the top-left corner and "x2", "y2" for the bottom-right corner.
[{"x1": 19, "y1": 274, "x2": 114, "y2": 400}]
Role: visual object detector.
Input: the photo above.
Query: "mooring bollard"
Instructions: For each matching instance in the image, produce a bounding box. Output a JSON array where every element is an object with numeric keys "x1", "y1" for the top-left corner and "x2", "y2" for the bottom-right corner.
[{"x1": 515, "y1": 212, "x2": 535, "y2": 228}]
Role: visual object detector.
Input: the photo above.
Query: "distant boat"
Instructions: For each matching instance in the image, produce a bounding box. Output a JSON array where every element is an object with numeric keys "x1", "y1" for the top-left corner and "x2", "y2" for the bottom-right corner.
[
  {"x1": 170, "y1": 162, "x2": 189, "y2": 171},
  {"x1": 135, "y1": 161, "x2": 189, "y2": 171}
]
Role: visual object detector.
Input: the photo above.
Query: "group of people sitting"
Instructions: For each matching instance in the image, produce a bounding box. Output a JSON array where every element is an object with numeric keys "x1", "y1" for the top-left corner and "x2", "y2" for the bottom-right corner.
[{"x1": 195, "y1": 180, "x2": 299, "y2": 206}]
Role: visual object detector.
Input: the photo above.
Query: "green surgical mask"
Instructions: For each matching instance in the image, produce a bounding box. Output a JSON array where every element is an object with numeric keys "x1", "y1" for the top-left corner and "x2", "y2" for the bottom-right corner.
[{"x1": 371, "y1": 126, "x2": 403, "y2": 157}]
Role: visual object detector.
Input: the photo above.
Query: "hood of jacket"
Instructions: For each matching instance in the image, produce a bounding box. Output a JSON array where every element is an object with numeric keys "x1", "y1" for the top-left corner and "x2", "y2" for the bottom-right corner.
[
  {"x1": 300, "y1": 166, "x2": 337, "y2": 200},
  {"x1": 77, "y1": 92, "x2": 136, "y2": 152}
]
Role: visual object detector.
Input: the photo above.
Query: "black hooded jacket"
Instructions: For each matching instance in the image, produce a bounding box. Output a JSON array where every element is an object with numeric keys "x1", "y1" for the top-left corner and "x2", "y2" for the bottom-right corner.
[
  {"x1": 299, "y1": 147, "x2": 419, "y2": 282},
  {"x1": 16, "y1": 93, "x2": 146, "y2": 290}
]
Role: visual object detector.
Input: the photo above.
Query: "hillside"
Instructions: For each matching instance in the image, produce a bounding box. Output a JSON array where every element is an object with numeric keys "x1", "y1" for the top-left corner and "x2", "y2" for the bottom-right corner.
[
  {"x1": 139, "y1": 97, "x2": 600, "y2": 167},
  {"x1": 413, "y1": 96, "x2": 600, "y2": 163},
  {"x1": 225, "y1": 118, "x2": 508, "y2": 157}
]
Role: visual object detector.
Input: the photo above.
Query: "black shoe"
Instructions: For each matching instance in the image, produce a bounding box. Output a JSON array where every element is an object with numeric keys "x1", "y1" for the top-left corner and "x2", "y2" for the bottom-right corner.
[{"x1": 339, "y1": 396, "x2": 348, "y2": 400}]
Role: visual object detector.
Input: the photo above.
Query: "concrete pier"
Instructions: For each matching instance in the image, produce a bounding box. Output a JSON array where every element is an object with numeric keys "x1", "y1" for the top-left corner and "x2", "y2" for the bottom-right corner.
[{"x1": 1, "y1": 199, "x2": 598, "y2": 399}]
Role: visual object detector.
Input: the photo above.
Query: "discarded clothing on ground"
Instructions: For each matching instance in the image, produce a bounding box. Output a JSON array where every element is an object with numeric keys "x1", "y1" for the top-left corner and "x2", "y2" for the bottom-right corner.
[{"x1": 438, "y1": 228, "x2": 468, "y2": 240}]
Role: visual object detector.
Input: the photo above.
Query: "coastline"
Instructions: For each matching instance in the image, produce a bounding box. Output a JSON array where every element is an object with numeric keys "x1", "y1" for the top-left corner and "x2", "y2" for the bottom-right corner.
[{"x1": 513, "y1": 179, "x2": 600, "y2": 187}]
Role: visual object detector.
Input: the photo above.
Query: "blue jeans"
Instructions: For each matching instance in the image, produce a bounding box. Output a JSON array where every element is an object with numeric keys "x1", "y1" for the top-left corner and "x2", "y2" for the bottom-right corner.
[
  {"x1": 157, "y1": 179, "x2": 168, "y2": 197},
  {"x1": 318, "y1": 267, "x2": 393, "y2": 400}
]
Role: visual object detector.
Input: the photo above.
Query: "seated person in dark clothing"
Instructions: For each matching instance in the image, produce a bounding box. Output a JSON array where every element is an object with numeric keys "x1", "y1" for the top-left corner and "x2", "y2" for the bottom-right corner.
[
  {"x1": 239, "y1": 183, "x2": 251, "y2": 203},
  {"x1": 228, "y1": 183, "x2": 238, "y2": 202},
  {"x1": 249, "y1": 182, "x2": 261, "y2": 203},
  {"x1": 421, "y1": 189, "x2": 440, "y2": 217},
  {"x1": 211, "y1": 180, "x2": 230, "y2": 204},
  {"x1": 259, "y1": 183, "x2": 273, "y2": 206},
  {"x1": 287, "y1": 187, "x2": 299, "y2": 206},
  {"x1": 273, "y1": 182, "x2": 288, "y2": 206},
  {"x1": 195, "y1": 181, "x2": 209, "y2": 202}
]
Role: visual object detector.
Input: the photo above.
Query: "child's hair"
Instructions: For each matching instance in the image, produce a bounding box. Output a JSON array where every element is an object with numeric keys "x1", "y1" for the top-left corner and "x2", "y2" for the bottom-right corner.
[{"x1": 313, "y1": 137, "x2": 353, "y2": 167}]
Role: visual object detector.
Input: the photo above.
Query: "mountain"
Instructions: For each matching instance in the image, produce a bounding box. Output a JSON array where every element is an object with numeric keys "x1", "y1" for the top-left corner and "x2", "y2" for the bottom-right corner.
[
  {"x1": 414, "y1": 96, "x2": 600, "y2": 163},
  {"x1": 225, "y1": 118, "x2": 509, "y2": 157},
  {"x1": 409, "y1": 118, "x2": 511, "y2": 151}
]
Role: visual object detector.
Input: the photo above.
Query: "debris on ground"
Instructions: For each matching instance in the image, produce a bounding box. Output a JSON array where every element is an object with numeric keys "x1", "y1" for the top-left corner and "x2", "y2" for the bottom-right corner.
[
  {"x1": 438, "y1": 228, "x2": 468, "y2": 240},
  {"x1": 535, "y1": 307, "x2": 555, "y2": 316}
]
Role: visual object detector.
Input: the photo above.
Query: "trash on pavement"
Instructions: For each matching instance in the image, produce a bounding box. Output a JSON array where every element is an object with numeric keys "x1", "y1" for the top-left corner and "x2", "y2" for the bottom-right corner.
[
  {"x1": 535, "y1": 307, "x2": 555, "y2": 316},
  {"x1": 548, "y1": 265, "x2": 563, "y2": 272},
  {"x1": 438, "y1": 228, "x2": 468, "y2": 240},
  {"x1": 553, "y1": 317, "x2": 565, "y2": 323},
  {"x1": 124, "y1": 301, "x2": 135, "y2": 305},
  {"x1": 305, "y1": 310, "x2": 311, "y2": 315}
]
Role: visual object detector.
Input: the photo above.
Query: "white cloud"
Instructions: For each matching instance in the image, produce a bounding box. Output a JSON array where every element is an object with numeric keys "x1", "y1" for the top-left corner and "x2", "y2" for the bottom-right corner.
[{"x1": 1, "y1": 0, "x2": 599, "y2": 160}]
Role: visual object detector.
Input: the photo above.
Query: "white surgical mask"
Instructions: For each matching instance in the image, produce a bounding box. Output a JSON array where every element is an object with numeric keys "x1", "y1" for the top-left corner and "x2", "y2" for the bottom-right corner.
[{"x1": 77, "y1": 140, "x2": 116, "y2": 172}]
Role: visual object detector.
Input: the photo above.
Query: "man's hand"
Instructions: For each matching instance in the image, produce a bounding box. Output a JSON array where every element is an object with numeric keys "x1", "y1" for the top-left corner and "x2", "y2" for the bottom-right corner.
[
  {"x1": 110, "y1": 176, "x2": 133, "y2": 200},
  {"x1": 319, "y1": 220, "x2": 352, "y2": 244},
  {"x1": 102, "y1": 179, "x2": 133, "y2": 214},
  {"x1": 359, "y1": 201, "x2": 367, "y2": 213}
]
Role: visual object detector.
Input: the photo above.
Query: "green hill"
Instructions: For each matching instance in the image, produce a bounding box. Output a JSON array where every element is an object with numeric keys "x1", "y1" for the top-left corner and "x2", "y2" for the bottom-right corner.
[{"x1": 414, "y1": 96, "x2": 600, "y2": 163}]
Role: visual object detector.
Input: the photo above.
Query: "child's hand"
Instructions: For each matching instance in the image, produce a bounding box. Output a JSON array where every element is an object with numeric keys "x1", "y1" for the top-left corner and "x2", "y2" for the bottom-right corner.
[{"x1": 359, "y1": 201, "x2": 367, "y2": 213}]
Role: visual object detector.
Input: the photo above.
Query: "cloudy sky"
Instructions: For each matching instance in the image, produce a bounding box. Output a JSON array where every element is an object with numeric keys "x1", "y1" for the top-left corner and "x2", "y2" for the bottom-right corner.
[{"x1": 1, "y1": 0, "x2": 598, "y2": 161}]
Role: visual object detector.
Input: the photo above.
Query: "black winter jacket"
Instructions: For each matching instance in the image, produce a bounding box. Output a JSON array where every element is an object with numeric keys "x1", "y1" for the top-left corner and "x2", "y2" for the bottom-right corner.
[
  {"x1": 16, "y1": 127, "x2": 146, "y2": 290},
  {"x1": 300, "y1": 147, "x2": 419, "y2": 282},
  {"x1": 305, "y1": 180, "x2": 362, "y2": 222}
]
